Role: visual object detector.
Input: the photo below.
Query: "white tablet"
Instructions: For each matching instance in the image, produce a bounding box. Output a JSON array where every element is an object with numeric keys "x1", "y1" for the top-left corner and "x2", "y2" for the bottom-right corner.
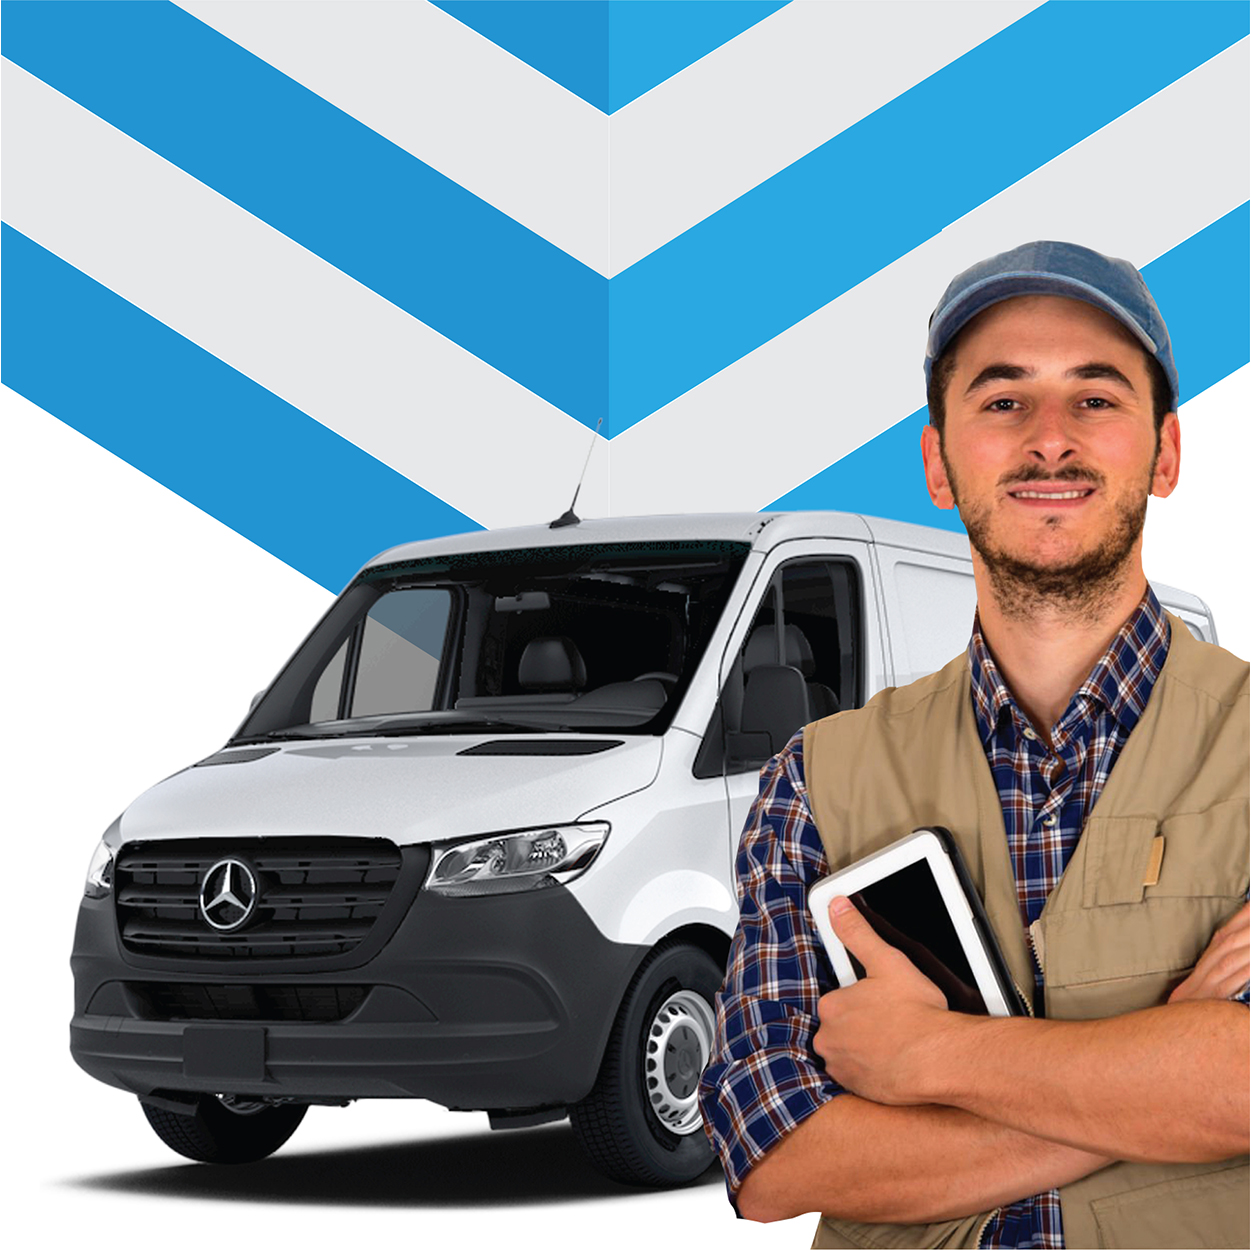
[{"x1": 808, "y1": 827, "x2": 1024, "y2": 1017}]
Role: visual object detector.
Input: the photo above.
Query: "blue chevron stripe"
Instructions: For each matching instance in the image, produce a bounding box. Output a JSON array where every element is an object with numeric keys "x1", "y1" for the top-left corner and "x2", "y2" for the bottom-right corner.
[
  {"x1": 609, "y1": 1, "x2": 1249, "y2": 435},
  {"x1": 5, "y1": 183, "x2": 1244, "y2": 594},
  {"x1": 434, "y1": 1, "x2": 608, "y2": 115},
  {"x1": 4, "y1": 2, "x2": 1243, "y2": 444},
  {"x1": 0, "y1": 225, "x2": 479, "y2": 592},
  {"x1": 433, "y1": 0, "x2": 789, "y2": 114},
  {"x1": 1139, "y1": 205, "x2": 1251, "y2": 407},
  {"x1": 606, "y1": 1, "x2": 789, "y2": 114},
  {"x1": 769, "y1": 203, "x2": 1251, "y2": 530},
  {"x1": 1, "y1": 0, "x2": 608, "y2": 429}
]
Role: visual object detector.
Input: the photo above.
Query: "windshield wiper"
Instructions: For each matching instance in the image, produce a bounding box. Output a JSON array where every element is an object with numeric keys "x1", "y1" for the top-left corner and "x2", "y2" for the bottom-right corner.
[
  {"x1": 230, "y1": 730, "x2": 323, "y2": 744},
  {"x1": 234, "y1": 715, "x2": 578, "y2": 744},
  {"x1": 371, "y1": 716, "x2": 572, "y2": 736}
]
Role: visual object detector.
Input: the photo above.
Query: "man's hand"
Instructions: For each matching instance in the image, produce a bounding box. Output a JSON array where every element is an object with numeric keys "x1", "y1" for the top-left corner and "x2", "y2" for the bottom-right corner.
[
  {"x1": 813, "y1": 896, "x2": 958, "y2": 1104},
  {"x1": 1169, "y1": 901, "x2": 1250, "y2": 1004}
]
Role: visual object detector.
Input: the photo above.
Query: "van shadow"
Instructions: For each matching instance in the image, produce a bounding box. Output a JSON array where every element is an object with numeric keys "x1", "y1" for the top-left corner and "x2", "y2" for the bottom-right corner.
[{"x1": 63, "y1": 1122, "x2": 724, "y2": 1208}]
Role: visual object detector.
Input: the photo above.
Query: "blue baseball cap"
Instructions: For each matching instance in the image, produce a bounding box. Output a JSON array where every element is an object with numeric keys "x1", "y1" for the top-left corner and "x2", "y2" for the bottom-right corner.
[{"x1": 924, "y1": 241, "x2": 1178, "y2": 412}]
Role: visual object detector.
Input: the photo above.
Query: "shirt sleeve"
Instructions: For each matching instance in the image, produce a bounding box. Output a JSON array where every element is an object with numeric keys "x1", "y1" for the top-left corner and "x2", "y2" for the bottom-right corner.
[{"x1": 697, "y1": 732, "x2": 846, "y2": 1197}]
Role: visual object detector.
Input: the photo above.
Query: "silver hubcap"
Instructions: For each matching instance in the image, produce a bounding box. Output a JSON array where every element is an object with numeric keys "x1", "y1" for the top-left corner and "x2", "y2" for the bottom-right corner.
[
  {"x1": 643, "y1": 989, "x2": 715, "y2": 1135},
  {"x1": 217, "y1": 1094, "x2": 268, "y2": 1116}
]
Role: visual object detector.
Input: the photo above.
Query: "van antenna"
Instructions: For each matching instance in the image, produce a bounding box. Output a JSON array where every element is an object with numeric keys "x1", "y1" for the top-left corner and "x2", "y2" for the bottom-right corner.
[{"x1": 550, "y1": 417, "x2": 603, "y2": 528}]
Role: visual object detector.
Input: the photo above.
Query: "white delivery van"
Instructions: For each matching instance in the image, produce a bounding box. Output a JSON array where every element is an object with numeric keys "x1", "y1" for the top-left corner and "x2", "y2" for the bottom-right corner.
[{"x1": 71, "y1": 512, "x2": 1217, "y2": 1185}]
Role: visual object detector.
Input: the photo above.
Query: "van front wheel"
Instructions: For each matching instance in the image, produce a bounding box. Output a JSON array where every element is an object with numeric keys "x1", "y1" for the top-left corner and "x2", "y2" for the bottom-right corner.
[
  {"x1": 141, "y1": 1094, "x2": 307, "y2": 1164},
  {"x1": 570, "y1": 940, "x2": 721, "y2": 1187}
]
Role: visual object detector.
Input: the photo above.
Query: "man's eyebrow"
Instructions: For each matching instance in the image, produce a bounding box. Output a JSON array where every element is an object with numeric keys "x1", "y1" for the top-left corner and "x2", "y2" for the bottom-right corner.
[
  {"x1": 963, "y1": 361, "x2": 1138, "y2": 396},
  {"x1": 1067, "y1": 362, "x2": 1137, "y2": 392},
  {"x1": 964, "y1": 364, "x2": 1030, "y2": 396}
]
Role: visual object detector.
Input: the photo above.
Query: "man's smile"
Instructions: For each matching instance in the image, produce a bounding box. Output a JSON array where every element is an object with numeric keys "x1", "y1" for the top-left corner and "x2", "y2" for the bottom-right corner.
[{"x1": 1005, "y1": 484, "x2": 1098, "y2": 507}]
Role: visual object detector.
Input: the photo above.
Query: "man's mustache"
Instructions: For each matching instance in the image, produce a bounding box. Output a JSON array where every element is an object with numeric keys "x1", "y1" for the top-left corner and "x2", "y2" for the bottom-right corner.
[{"x1": 996, "y1": 464, "x2": 1106, "y2": 490}]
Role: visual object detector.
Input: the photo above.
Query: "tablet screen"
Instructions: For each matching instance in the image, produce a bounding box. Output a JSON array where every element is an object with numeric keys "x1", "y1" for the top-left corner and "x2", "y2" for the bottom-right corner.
[{"x1": 850, "y1": 858, "x2": 988, "y2": 1015}]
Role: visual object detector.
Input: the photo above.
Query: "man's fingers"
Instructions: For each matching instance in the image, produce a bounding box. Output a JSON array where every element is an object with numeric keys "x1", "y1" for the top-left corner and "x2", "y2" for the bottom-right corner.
[
  {"x1": 829, "y1": 896, "x2": 897, "y2": 975},
  {"x1": 1168, "y1": 931, "x2": 1251, "y2": 1003},
  {"x1": 1216, "y1": 901, "x2": 1250, "y2": 937}
]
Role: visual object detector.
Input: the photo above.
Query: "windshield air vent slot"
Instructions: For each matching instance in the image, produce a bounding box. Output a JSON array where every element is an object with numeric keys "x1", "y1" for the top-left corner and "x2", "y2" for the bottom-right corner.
[
  {"x1": 457, "y1": 739, "x2": 623, "y2": 756},
  {"x1": 195, "y1": 747, "x2": 280, "y2": 766}
]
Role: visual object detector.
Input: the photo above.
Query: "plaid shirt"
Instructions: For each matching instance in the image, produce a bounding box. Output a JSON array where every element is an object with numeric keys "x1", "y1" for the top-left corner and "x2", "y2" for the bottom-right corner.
[
  {"x1": 970, "y1": 589, "x2": 1169, "y2": 1248},
  {"x1": 698, "y1": 588, "x2": 1224, "y2": 1248}
]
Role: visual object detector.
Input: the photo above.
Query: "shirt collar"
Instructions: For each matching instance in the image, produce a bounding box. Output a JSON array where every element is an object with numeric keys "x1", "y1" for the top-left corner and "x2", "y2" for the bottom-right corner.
[{"x1": 968, "y1": 587, "x2": 1170, "y2": 745}]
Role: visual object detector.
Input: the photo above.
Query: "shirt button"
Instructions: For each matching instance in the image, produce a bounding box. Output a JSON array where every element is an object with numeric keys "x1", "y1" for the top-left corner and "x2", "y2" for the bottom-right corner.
[
  {"x1": 1042, "y1": 814, "x2": 1058, "y2": 828},
  {"x1": 1023, "y1": 728, "x2": 1037, "y2": 741}
]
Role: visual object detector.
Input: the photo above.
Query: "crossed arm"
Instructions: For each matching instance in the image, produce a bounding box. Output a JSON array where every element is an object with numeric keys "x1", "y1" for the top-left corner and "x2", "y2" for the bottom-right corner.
[
  {"x1": 736, "y1": 1095, "x2": 1111, "y2": 1225},
  {"x1": 737, "y1": 900, "x2": 1250, "y2": 1224}
]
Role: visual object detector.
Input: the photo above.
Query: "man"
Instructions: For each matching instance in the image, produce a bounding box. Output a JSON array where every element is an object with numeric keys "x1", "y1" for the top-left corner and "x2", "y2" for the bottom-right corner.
[{"x1": 697, "y1": 242, "x2": 1249, "y2": 1249}]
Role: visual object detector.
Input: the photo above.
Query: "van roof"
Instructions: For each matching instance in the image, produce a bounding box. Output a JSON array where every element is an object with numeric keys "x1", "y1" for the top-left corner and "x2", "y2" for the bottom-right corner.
[
  {"x1": 365, "y1": 511, "x2": 971, "y2": 570},
  {"x1": 362, "y1": 510, "x2": 1210, "y2": 625}
]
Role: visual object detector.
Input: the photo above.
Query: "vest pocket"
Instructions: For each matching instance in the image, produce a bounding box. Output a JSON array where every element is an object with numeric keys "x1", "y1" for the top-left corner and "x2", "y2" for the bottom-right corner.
[
  {"x1": 1080, "y1": 804, "x2": 1249, "y2": 909},
  {"x1": 1081, "y1": 816, "x2": 1163, "y2": 907},
  {"x1": 1148, "y1": 804, "x2": 1251, "y2": 898},
  {"x1": 1041, "y1": 898, "x2": 1233, "y2": 981},
  {"x1": 1041, "y1": 801, "x2": 1248, "y2": 1017},
  {"x1": 1089, "y1": 1162, "x2": 1249, "y2": 1249}
]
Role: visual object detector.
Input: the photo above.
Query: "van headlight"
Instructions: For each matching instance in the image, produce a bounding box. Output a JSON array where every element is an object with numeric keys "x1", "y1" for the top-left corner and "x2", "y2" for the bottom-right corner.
[
  {"x1": 83, "y1": 824, "x2": 122, "y2": 899},
  {"x1": 425, "y1": 823, "x2": 609, "y2": 897}
]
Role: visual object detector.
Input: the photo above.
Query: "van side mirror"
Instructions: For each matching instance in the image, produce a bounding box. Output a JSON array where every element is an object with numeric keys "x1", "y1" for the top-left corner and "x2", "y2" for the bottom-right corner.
[{"x1": 248, "y1": 690, "x2": 265, "y2": 713}]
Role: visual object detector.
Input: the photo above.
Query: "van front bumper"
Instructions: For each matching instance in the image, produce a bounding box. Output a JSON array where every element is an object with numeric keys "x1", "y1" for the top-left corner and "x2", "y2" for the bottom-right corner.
[{"x1": 70, "y1": 880, "x2": 648, "y2": 1111}]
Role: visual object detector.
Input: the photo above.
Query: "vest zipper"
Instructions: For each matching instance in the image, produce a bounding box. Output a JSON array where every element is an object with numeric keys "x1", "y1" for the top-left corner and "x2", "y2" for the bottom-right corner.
[
  {"x1": 1024, "y1": 919, "x2": 1046, "y2": 1017},
  {"x1": 982, "y1": 945, "x2": 1030, "y2": 1243},
  {"x1": 1009, "y1": 968, "x2": 1034, "y2": 1018},
  {"x1": 973, "y1": 1207, "x2": 999, "y2": 1248},
  {"x1": 981, "y1": 932, "x2": 1038, "y2": 1245},
  {"x1": 1026, "y1": 919, "x2": 1044, "y2": 976}
]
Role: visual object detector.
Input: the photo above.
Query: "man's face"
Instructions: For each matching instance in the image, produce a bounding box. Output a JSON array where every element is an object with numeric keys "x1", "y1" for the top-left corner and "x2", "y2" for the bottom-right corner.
[{"x1": 921, "y1": 295, "x2": 1180, "y2": 610}]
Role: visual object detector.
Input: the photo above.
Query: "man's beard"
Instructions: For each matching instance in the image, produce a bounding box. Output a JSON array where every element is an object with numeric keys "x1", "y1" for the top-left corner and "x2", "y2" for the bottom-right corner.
[{"x1": 946, "y1": 458, "x2": 1151, "y2": 623}]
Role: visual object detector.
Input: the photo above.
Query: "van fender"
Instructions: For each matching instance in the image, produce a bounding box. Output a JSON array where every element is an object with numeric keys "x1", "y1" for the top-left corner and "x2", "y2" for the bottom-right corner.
[{"x1": 605, "y1": 869, "x2": 736, "y2": 950}]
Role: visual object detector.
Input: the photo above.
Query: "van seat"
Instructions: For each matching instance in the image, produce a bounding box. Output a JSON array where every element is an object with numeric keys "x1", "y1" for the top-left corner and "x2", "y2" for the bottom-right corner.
[
  {"x1": 519, "y1": 636, "x2": 587, "y2": 692},
  {"x1": 744, "y1": 624, "x2": 839, "y2": 719},
  {"x1": 568, "y1": 679, "x2": 668, "y2": 716}
]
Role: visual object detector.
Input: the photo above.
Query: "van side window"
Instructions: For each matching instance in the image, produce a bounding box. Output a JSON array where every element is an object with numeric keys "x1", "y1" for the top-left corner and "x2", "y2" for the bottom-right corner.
[
  {"x1": 311, "y1": 589, "x2": 452, "y2": 721},
  {"x1": 696, "y1": 560, "x2": 862, "y2": 777},
  {"x1": 309, "y1": 639, "x2": 348, "y2": 722}
]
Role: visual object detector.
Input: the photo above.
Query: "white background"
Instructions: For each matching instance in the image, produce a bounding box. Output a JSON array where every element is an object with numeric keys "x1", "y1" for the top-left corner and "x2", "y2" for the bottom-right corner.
[{"x1": 3, "y1": 364, "x2": 1246, "y2": 1248}]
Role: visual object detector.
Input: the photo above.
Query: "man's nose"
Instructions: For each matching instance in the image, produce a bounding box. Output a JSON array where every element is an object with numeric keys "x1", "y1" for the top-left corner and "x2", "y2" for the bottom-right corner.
[{"x1": 1023, "y1": 397, "x2": 1078, "y2": 464}]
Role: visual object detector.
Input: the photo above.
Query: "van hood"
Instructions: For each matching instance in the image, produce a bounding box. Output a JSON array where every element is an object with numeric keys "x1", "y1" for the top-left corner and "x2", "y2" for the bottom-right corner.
[{"x1": 117, "y1": 736, "x2": 662, "y2": 847}]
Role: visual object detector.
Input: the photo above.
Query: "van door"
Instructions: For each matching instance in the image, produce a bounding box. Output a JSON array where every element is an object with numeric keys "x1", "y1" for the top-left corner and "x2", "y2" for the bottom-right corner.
[
  {"x1": 872, "y1": 544, "x2": 977, "y2": 687},
  {"x1": 695, "y1": 542, "x2": 883, "y2": 873}
]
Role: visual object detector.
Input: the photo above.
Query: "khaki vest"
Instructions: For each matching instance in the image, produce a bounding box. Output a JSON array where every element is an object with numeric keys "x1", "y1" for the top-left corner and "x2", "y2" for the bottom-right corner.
[{"x1": 803, "y1": 615, "x2": 1248, "y2": 1250}]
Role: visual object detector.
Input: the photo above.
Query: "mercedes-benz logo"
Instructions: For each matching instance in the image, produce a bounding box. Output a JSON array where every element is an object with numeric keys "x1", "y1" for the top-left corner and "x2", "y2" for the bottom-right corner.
[{"x1": 199, "y1": 858, "x2": 259, "y2": 932}]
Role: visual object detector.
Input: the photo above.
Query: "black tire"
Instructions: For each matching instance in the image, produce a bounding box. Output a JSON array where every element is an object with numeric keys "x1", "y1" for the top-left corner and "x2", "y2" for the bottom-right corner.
[
  {"x1": 141, "y1": 1095, "x2": 307, "y2": 1164},
  {"x1": 570, "y1": 939, "x2": 722, "y2": 1187}
]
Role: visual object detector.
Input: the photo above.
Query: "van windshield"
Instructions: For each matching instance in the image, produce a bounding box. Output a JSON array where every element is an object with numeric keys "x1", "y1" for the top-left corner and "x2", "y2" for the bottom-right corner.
[{"x1": 234, "y1": 540, "x2": 750, "y2": 741}]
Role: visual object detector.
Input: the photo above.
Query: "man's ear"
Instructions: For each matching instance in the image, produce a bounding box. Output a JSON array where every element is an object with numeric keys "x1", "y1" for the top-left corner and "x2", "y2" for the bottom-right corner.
[
  {"x1": 1151, "y1": 411, "x2": 1180, "y2": 499},
  {"x1": 921, "y1": 424, "x2": 956, "y2": 509}
]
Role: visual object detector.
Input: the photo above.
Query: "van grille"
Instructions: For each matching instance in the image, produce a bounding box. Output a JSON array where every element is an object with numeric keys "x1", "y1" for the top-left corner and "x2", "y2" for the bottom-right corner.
[{"x1": 115, "y1": 839, "x2": 402, "y2": 959}]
